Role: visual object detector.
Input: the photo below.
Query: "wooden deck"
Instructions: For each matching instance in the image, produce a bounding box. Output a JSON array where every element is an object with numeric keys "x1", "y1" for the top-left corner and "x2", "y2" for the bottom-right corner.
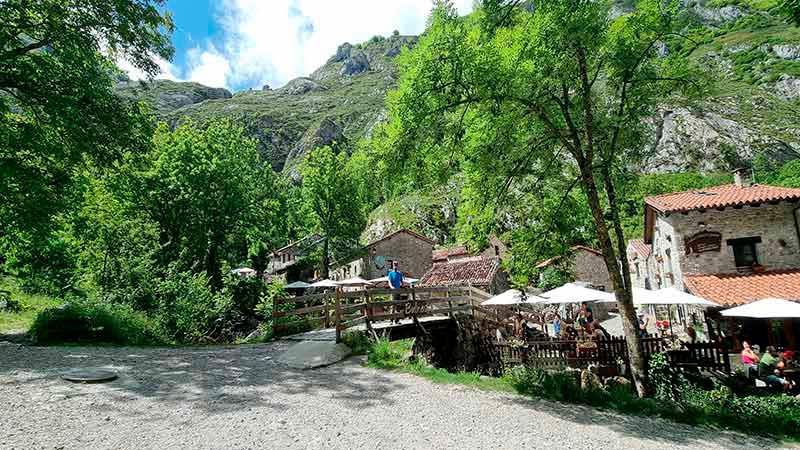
[{"x1": 274, "y1": 286, "x2": 497, "y2": 342}]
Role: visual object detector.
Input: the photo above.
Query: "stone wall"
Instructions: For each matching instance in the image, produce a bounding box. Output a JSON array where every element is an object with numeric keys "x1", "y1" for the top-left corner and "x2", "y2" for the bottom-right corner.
[
  {"x1": 626, "y1": 245, "x2": 657, "y2": 290},
  {"x1": 572, "y1": 250, "x2": 612, "y2": 291},
  {"x1": 655, "y1": 202, "x2": 800, "y2": 289},
  {"x1": 331, "y1": 230, "x2": 435, "y2": 280},
  {"x1": 366, "y1": 231, "x2": 434, "y2": 279}
]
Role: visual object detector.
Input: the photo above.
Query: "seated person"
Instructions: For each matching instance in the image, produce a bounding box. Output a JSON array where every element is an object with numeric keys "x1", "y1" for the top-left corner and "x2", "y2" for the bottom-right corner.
[
  {"x1": 758, "y1": 346, "x2": 780, "y2": 377},
  {"x1": 591, "y1": 322, "x2": 610, "y2": 340},
  {"x1": 740, "y1": 341, "x2": 760, "y2": 376},
  {"x1": 765, "y1": 361, "x2": 795, "y2": 392}
]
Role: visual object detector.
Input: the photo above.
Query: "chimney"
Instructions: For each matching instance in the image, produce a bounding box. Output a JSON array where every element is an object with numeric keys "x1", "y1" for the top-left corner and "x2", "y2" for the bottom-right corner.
[{"x1": 733, "y1": 168, "x2": 751, "y2": 188}]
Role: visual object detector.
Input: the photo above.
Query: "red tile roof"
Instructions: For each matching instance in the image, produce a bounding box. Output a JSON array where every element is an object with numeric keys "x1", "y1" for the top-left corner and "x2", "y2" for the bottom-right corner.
[
  {"x1": 628, "y1": 239, "x2": 652, "y2": 259},
  {"x1": 684, "y1": 270, "x2": 800, "y2": 307},
  {"x1": 419, "y1": 257, "x2": 501, "y2": 287},
  {"x1": 432, "y1": 245, "x2": 469, "y2": 262},
  {"x1": 645, "y1": 184, "x2": 800, "y2": 214},
  {"x1": 535, "y1": 246, "x2": 603, "y2": 269}
]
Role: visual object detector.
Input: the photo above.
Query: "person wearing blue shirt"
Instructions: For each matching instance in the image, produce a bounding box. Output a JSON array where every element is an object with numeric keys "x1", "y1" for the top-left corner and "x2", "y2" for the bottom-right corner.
[
  {"x1": 388, "y1": 261, "x2": 404, "y2": 289},
  {"x1": 388, "y1": 261, "x2": 404, "y2": 323}
]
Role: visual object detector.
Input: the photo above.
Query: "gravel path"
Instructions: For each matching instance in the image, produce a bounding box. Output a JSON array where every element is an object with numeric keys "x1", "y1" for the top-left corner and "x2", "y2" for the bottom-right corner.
[{"x1": 0, "y1": 341, "x2": 794, "y2": 450}]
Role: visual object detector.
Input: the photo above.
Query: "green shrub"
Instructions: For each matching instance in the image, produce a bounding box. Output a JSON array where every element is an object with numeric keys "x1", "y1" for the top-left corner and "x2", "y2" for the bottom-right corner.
[
  {"x1": 367, "y1": 338, "x2": 412, "y2": 369},
  {"x1": 30, "y1": 302, "x2": 166, "y2": 345},
  {"x1": 156, "y1": 270, "x2": 233, "y2": 343},
  {"x1": 341, "y1": 331, "x2": 371, "y2": 355}
]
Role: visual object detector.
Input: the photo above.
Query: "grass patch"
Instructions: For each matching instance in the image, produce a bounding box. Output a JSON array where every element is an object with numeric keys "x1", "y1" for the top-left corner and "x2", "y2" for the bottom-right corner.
[
  {"x1": 0, "y1": 276, "x2": 62, "y2": 333},
  {"x1": 365, "y1": 339, "x2": 800, "y2": 439}
]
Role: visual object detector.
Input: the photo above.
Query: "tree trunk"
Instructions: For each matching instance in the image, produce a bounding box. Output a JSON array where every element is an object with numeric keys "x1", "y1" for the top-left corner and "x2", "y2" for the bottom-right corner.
[
  {"x1": 321, "y1": 235, "x2": 330, "y2": 279},
  {"x1": 575, "y1": 159, "x2": 647, "y2": 397},
  {"x1": 206, "y1": 232, "x2": 223, "y2": 292}
]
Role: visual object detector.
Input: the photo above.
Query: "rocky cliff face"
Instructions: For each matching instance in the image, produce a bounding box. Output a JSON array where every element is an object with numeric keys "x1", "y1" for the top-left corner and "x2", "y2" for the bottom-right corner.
[
  {"x1": 121, "y1": 4, "x2": 798, "y2": 178},
  {"x1": 122, "y1": 34, "x2": 416, "y2": 172}
]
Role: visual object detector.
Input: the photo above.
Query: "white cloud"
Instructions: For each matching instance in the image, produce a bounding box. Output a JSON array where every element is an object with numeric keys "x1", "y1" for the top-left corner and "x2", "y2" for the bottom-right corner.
[
  {"x1": 117, "y1": 54, "x2": 182, "y2": 82},
  {"x1": 185, "y1": 45, "x2": 231, "y2": 89},
  {"x1": 120, "y1": 1, "x2": 474, "y2": 91}
]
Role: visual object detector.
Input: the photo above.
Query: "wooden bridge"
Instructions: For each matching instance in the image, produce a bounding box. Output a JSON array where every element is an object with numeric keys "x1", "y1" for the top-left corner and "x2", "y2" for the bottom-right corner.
[{"x1": 273, "y1": 285, "x2": 499, "y2": 342}]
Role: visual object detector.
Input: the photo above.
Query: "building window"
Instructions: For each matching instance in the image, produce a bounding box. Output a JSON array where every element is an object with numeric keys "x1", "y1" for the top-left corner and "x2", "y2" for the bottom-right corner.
[
  {"x1": 727, "y1": 236, "x2": 762, "y2": 268},
  {"x1": 634, "y1": 262, "x2": 640, "y2": 278},
  {"x1": 494, "y1": 245, "x2": 500, "y2": 256}
]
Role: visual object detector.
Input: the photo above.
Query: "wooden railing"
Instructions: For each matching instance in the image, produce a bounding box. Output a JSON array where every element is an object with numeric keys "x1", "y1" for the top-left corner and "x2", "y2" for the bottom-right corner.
[
  {"x1": 495, "y1": 337, "x2": 730, "y2": 374},
  {"x1": 273, "y1": 285, "x2": 495, "y2": 341}
]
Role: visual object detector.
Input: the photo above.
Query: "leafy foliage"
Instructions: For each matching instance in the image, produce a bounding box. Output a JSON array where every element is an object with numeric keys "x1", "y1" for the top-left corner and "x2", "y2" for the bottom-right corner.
[
  {"x1": 300, "y1": 146, "x2": 366, "y2": 277},
  {"x1": 0, "y1": 0, "x2": 173, "y2": 255}
]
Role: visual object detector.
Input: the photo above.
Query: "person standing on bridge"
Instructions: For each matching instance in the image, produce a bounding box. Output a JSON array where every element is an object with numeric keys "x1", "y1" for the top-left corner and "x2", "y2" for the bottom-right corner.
[{"x1": 388, "y1": 261, "x2": 404, "y2": 324}]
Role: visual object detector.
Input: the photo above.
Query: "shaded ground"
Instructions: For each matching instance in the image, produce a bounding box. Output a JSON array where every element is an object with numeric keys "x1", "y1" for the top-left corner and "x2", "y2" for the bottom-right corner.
[{"x1": 0, "y1": 341, "x2": 793, "y2": 450}]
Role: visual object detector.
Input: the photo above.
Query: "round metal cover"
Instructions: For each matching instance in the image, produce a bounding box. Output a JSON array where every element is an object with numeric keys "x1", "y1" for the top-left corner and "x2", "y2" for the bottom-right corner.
[{"x1": 61, "y1": 368, "x2": 118, "y2": 383}]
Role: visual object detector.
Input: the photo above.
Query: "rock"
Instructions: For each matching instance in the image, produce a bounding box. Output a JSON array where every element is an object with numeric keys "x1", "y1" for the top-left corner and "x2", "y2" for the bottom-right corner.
[
  {"x1": 283, "y1": 117, "x2": 346, "y2": 174},
  {"x1": 341, "y1": 51, "x2": 370, "y2": 76},
  {"x1": 261, "y1": 84, "x2": 271, "y2": 91},
  {"x1": 772, "y1": 44, "x2": 800, "y2": 61},
  {"x1": 690, "y1": 5, "x2": 745, "y2": 25},
  {"x1": 604, "y1": 376, "x2": 632, "y2": 389},
  {"x1": 580, "y1": 369, "x2": 603, "y2": 391},
  {"x1": 244, "y1": 329, "x2": 263, "y2": 342},
  {"x1": 277, "y1": 341, "x2": 352, "y2": 369},
  {"x1": 281, "y1": 77, "x2": 327, "y2": 95},
  {"x1": 772, "y1": 74, "x2": 800, "y2": 100},
  {"x1": 331, "y1": 42, "x2": 353, "y2": 62}
]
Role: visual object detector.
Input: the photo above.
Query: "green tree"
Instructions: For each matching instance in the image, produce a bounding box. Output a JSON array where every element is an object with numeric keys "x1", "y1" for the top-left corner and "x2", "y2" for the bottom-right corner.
[
  {"x1": 0, "y1": 0, "x2": 174, "y2": 272},
  {"x1": 780, "y1": 0, "x2": 800, "y2": 26},
  {"x1": 379, "y1": 0, "x2": 702, "y2": 396},
  {"x1": 300, "y1": 146, "x2": 366, "y2": 279},
  {"x1": 140, "y1": 121, "x2": 284, "y2": 290}
]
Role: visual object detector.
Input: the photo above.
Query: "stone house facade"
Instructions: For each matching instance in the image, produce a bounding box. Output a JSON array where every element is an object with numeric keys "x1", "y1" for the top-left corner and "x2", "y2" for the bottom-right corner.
[
  {"x1": 330, "y1": 229, "x2": 435, "y2": 281},
  {"x1": 535, "y1": 246, "x2": 612, "y2": 291},
  {"x1": 432, "y1": 235, "x2": 509, "y2": 264},
  {"x1": 628, "y1": 177, "x2": 800, "y2": 303},
  {"x1": 267, "y1": 233, "x2": 324, "y2": 281}
]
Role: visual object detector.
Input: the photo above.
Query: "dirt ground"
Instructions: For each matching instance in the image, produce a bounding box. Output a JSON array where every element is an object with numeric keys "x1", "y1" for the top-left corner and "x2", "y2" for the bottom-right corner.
[{"x1": 0, "y1": 341, "x2": 793, "y2": 450}]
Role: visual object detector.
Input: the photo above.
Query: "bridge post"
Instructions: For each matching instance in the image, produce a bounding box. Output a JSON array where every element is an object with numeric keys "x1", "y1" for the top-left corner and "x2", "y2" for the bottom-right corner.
[{"x1": 334, "y1": 289, "x2": 342, "y2": 343}]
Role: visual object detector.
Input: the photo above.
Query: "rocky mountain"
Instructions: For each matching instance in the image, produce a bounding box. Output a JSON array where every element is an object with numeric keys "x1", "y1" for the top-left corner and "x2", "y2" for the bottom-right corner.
[{"x1": 121, "y1": 34, "x2": 416, "y2": 172}]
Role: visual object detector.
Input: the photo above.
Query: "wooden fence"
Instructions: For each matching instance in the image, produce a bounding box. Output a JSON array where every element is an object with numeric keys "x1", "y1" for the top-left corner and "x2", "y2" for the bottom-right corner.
[
  {"x1": 273, "y1": 285, "x2": 498, "y2": 341},
  {"x1": 495, "y1": 337, "x2": 730, "y2": 374}
]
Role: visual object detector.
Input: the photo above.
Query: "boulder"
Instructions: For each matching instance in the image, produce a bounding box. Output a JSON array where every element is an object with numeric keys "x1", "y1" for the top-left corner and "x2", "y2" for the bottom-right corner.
[
  {"x1": 341, "y1": 51, "x2": 370, "y2": 76},
  {"x1": 261, "y1": 84, "x2": 271, "y2": 91},
  {"x1": 580, "y1": 368, "x2": 603, "y2": 391},
  {"x1": 773, "y1": 74, "x2": 800, "y2": 100},
  {"x1": 331, "y1": 42, "x2": 353, "y2": 62},
  {"x1": 277, "y1": 341, "x2": 352, "y2": 369},
  {"x1": 282, "y1": 77, "x2": 326, "y2": 95},
  {"x1": 604, "y1": 376, "x2": 632, "y2": 389}
]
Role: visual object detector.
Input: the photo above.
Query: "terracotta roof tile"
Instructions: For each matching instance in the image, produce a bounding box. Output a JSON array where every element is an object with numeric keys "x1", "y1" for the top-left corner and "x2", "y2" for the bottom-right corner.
[
  {"x1": 432, "y1": 245, "x2": 469, "y2": 262},
  {"x1": 419, "y1": 257, "x2": 500, "y2": 287},
  {"x1": 628, "y1": 239, "x2": 652, "y2": 259},
  {"x1": 645, "y1": 184, "x2": 800, "y2": 214},
  {"x1": 684, "y1": 270, "x2": 800, "y2": 307}
]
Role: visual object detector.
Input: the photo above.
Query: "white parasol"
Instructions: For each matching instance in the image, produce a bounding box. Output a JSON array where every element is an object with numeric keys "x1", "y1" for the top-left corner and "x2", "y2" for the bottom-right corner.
[
  {"x1": 309, "y1": 279, "x2": 340, "y2": 288},
  {"x1": 539, "y1": 283, "x2": 615, "y2": 304},
  {"x1": 335, "y1": 277, "x2": 374, "y2": 287},
  {"x1": 285, "y1": 281, "x2": 311, "y2": 289},
  {"x1": 721, "y1": 298, "x2": 800, "y2": 319},
  {"x1": 481, "y1": 289, "x2": 546, "y2": 306}
]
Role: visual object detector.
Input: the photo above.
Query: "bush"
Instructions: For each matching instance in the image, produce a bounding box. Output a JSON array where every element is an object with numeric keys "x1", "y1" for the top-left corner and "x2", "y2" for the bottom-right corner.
[
  {"x1": 30, "y1": 302, "x2": 166, "y2": 345},
  {"x1": 156, "y1": 270, "x2": 233, "y2": 343},
  {"x1": 367, "y1": 338, "x2": 412, "y2": 369},
  {"x1": 341, "y1": 331, "x2": 371, "y2": 355}
]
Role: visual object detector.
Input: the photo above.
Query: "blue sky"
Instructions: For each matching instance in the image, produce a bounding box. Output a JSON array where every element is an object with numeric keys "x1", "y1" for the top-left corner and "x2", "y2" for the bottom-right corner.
[{"x1": 120, "y1": 0, "x2": 474, "y2": 92}]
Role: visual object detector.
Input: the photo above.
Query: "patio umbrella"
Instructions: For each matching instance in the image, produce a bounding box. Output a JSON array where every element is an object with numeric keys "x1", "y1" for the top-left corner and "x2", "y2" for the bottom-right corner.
[
  {"x1": 539, "y1": 283, "x2": 615, "y2": 304},
  {"x1": 231, "y1": 267, "x2": 256, "y2": 276},
  {"x1": 285, "y1": 281, "x2": 311, "y2": 289},
  {"x1": 481, "y1": 289, "x2": 545, "y2": 306},
  {"x1": 632, "y1": 287, "x2": 718, "y2": 307},
  {"x1": 335, "y1": 277, "x2": 374, "y2": 287},
  {"x1": 309, "y1": 279, "x2": 339, "y2": 288},
  {"x1": 721, "y1": 298, "x2": 800, "y2": 319}
]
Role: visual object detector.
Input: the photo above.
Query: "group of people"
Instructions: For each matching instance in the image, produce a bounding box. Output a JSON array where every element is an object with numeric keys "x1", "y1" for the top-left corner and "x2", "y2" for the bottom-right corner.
[
  {"x1": 741, "y1": 341, "x2": 797, "y2": 392},
  {"x1": 550, "y1": 302, "x2": 610, "y2": 341}
]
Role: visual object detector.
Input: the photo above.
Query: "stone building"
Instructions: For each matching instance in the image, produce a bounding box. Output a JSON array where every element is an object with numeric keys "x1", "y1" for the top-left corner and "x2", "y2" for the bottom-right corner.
[
  {"x1": 432, "y1": 235, "x2": 509, "y2": 264},
  {"x1": 330, "y1": 229, "x2": 436, "y2": 280},
  {"x1": 418, "y1": 257, "x2": 509, "y2": 294},
  {"x1": 267, "y1": 234, "x2": 324, "y2": 282},
  {"x1": 628, "y1": 174, "x2": 800, "y2": 306},
  {"x1": 535, "y1": 245, "x2": 612, "y2": 291}
]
